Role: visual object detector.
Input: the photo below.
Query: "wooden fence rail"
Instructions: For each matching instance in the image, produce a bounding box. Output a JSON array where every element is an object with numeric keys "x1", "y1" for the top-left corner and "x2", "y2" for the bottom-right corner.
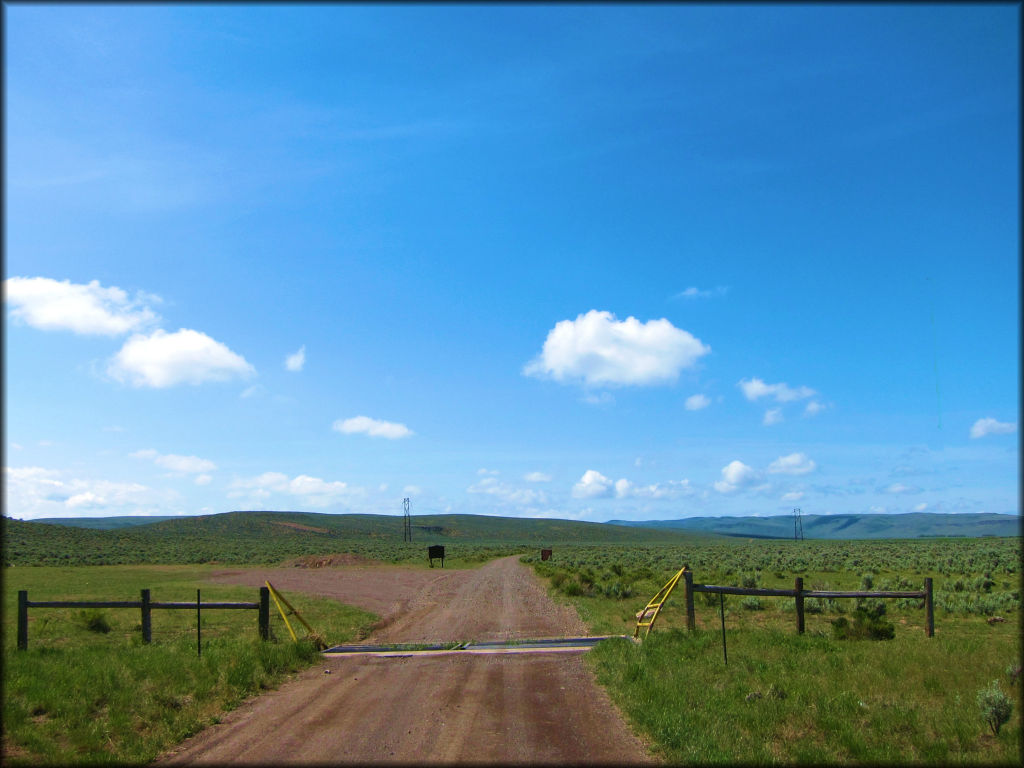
[
  {"x1": 17, "y1": 587, "x2": 271, "y2": 650},
  {"x1": 682, "y1": 571, "x2": 934, "y2": 637}
]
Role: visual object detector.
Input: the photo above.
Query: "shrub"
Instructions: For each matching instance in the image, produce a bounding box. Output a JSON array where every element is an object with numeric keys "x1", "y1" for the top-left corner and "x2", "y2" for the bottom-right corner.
[
  {"x1": 976, "y1": 681, "x2": 1013, "y2": 735},
  {"x1": 80, "y1": 609, "x2": 112, "y2": 634},
  {"x1": 740, "y1": 596, "x2": 762, "y2": 611},
  {"x1": 563, "y1": 581, "x2": 584, "y2": 597},
  {"x1": 831, "y1": 609, "x2": 895, "y2": 641}
]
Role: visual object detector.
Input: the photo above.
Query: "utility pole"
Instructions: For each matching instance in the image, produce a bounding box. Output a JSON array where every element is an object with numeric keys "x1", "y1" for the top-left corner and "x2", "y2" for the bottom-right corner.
[
  {"x1": 403, "y1": 497, "x2": 412, "y2": 542},
  {"x1": 793, "y1": 507, "x2": 804, "y2": 541}
]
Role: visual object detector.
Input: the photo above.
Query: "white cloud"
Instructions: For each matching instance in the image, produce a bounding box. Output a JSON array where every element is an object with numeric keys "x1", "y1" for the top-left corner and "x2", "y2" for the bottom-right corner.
[
  {"x1": 804, "y1": 401, "x2": 826, "y2": 417},
  {"x1": 969, "y1": 417, "x2": 1017, "y2": 439},
  {"x1": 403, "y1": 485, "x2": 422, "y2": 496},
  {"x1": 195, "y1": 474, "x2": 213, "y2": 486},
  {"x1": 132, "y1": 449, "x2": 216, "y2": 474},
  {"x1": 4, "y1": 465, "x2": 177, "y2": 519},
  {"x1": 763, "y1": 408, "x2": 783, "y2": 426},
  {"x1": 240, "y1": 384, "x2": 266, "y2": 399},
  {"x1": 768, "y1": 453, "x2": 817, "y2": 475},
  {"x1": 285, "y1": 345, "x2": 306, "y2": 372},
  {"x1": 333, "y1": 416, "x2": 413, "y2": 439},
  {"x1": 477, "y1": 468, "x2": 500, "y2": 476},
  {"x1": 884, "y1": 482, "x2": 920, "y2": 495},
  {"x1": 713, "y1": 460, "x2": 759, "y2": 494},
  {"x1": 781, "y1": 491, "x2": 804, "y2": 502},
  {"x1": 912, "y1": 502, "x2": 928, "y2": 512},
  {"x1": 869, "y1": 505, "x2": 886, "y2": 514},
  {"x1": 227, "y1": 471, "x2": 357, "y2": 508},
  {"x1": 572, "y1": 469, "x2": 614, "y2": 499},
  {"x1": 674, "y1": 286, "x2": 728, "y2": 300},
  {"x1": 739, "y1": 378, "x2": 816, "y2": 403},
  {"x1": 467, "y1": 477, "x2": 548, "y2": 506},
  {"x1": 581, "y1": 391, "x2": 615, "y2": 405},
  {"x1": 4, "y1": 276, "x2": 160, "y2": 336},
  {"x1": 685, "y1": 393, "x2": 710, "y2": 411},
  {"x1": 620, "y1": 479, "x2": 694, "y2": 500},
  {"x1": 108, "y1": 328, "x2": 255, "y2": 388},
  {"x1": 523, "y1": 310, "x2": 710, "y2": 387},
  {"x1": 524, "y1": 471, "x2": 552, "y2": 483}
]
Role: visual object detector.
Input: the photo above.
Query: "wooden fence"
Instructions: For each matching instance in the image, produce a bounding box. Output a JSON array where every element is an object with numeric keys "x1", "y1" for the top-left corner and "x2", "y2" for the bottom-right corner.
[
  {"x1": 682, "y1": 572, "x2": 934, "y2": 637},
  {"x1": 16, "y1": 587, "x2": 271, "y2": 650}
]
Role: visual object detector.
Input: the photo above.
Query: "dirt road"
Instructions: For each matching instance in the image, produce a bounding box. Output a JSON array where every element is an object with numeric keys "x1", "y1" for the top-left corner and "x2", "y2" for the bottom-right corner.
[{"x1": 157, "y1": 556, "x2": 654, "y2": 764}]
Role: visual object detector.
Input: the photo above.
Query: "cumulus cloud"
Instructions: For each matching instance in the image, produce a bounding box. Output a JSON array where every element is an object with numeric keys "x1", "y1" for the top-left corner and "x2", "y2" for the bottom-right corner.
[
  {"x1": 713, "y1": 460, "x2": 759, "y2": 494},
  {"x1": 912, "y1": 502, "x2": 928, "y2": 512},
  {"x1": 131, "y1": 449, "x2": 216, "y2": 474},
  {"x1": 524, "y1": 471, "x2": 552, "y2": 483},
  {"x1": 285, "y1": 345, "x2": 306, "y2": 372},
  {"x1": 739, "y1": 378, "x2": 816, "y2": 403},
  {"x1": 969, "y1": 417, "x2": 1017, "y2": 439},
  {"x1": 108, "y1": 328, "x2": 255, "y2": 387},
  {"x1": 467, "y1": 477, "x2": 548, "y2": 506},
  {"x1": 763, "y1": 408, "x2": 783, "y2": 426},
  {"x1": 523, "y1": 310, "x2": 710, "y2": 387},
  {"x1": 5, "y1": 465, "x2": 177, "y2": 519},
  {"x1": 333, "y1": 416, "x2": 413, "y2": 439},
  {"x1": 195, "y1": 474, "x2": 213, "y2": 486},
  {"x1": 768, "y1": 453, "x2": 817, "y2": 475},
  {"x1": 572, "y1": 469, "x2": 614, "y2": 499},
  {"x1": 620, "y1": 479, "x2": 695, "y2": 500},
  {"x1": 4, "y1": 276, "x2": 160, "y2": 336},
  {"x1": 228, "y1": 471, "x2": 357, "y2": 508},
  {"x1": 477, "y1": 468, "x2": 500, "y2": 476},
  {"x1": 781, "y1": 491, "x2": 804, "y2": 502},
  {"x1": 685, "y1": 393, "x2": 710, "y2": 411}
]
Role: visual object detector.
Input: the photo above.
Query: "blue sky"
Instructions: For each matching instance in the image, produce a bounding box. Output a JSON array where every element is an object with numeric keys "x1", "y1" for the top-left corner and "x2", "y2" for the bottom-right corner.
[{"x1": 4, "y1": 4, "x2": 1019, "y2": 522}]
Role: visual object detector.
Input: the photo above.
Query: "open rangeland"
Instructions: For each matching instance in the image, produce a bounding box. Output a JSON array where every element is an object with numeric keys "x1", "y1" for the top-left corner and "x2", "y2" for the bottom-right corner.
[{"x1": 155, "y1": 556, "x2": 655, "y2": 764}]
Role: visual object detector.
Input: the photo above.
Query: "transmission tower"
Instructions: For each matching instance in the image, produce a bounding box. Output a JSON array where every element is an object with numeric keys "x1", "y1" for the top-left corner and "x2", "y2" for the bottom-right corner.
[
  {"x1": 402, "y1": 497, "x2": 412, "y2": 542},
  {"x1": 793, "y1": 507, "x2": 804, "y2": 541}
]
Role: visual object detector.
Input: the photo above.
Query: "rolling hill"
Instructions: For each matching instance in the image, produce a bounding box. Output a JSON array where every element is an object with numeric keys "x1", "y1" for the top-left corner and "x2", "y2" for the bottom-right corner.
[
  {"x1": 2, "y1": 510, "x2": 716, "y2": 567},
  {"x1": 606, "y1": 512, "x2": 1021, "y2": 540}
]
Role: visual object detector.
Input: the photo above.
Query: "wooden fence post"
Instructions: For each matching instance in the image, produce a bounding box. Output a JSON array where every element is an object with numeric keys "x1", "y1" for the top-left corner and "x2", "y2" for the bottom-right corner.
[
  {"x1": 924, "y1": 577, "x2": 934, "y2": 637},
  {"x1": 795, "y1": 577, "x2": 805, "y2": 634},
  {"x1": 684, "y1": 569, "x2": 695, "y2": 631},
  {"x1": 17, "y1": 590, "x2": 28, "y2": 651},
  {"x1": 258, "y1": 586, "x2": 270, "y2": 640},
  {"x1": 141, "y1": 589, "x2": 152, "y2": 644}
]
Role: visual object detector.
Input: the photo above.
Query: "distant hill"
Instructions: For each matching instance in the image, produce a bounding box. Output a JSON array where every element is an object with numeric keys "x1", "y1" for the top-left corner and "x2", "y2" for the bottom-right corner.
[
  {"x1": 606, "y1": 512, "x2": 1021, "y2": 540},
  {"x1": 3, "y1": 510, "x2": 717, "y2": 566}
]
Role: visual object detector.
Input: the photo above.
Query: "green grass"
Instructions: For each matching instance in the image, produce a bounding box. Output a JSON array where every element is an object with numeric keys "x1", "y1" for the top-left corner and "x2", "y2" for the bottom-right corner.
[
  {"x1": 524, "y1": 540, "x2": 1022, "y2": 764},
  {"x1": 2, "y1": 565, "x2": 377, "y2": 765},
  {"x1": 590, "y1": 625, "x2": 1020, "y2": 764}
]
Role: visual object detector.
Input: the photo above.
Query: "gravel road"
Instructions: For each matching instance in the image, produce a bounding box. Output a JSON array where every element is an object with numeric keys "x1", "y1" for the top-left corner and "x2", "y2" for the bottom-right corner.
[{"x1": 155, "y1": 556, "x2": 655, "y2": 765}]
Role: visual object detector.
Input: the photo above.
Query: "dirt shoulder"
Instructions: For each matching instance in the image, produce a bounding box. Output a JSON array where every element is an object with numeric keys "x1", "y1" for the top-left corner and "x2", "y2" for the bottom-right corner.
[{"x1": 157, "y1": 556, "x2": 655, "y2": 765}]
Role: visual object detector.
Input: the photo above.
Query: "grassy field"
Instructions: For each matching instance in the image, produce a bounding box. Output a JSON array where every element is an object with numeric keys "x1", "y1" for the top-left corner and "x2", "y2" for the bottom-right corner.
[
  {"x1": 522, "y1": 538, "x2": 1021, "y2": 764},
  {"x1": 2, "y1": 565, "x2": 377, "y2": 765}
]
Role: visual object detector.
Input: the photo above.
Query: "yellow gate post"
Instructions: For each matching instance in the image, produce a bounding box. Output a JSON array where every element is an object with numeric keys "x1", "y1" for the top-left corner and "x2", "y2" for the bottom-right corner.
[
  {"x1": 634, "y1": 567, "x2": 687, "y2": 639},
  {"x1": 265, "y1": 581, "x2": 326, "y2": 649}
]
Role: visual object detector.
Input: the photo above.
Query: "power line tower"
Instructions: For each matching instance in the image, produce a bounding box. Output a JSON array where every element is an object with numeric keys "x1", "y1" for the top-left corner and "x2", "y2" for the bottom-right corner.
[
  {"x1": 793, "y1": 507, "x2": 804, "y2": 541},
  {"x1": 402, "y1": 497, "x2": 412, "y2": 542}
]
